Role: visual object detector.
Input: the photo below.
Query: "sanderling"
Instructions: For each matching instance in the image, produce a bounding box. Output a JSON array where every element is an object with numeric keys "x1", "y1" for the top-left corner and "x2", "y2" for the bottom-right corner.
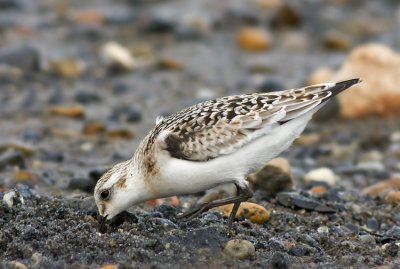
[{"x1": 94, "y1": 78, "x2": 361, "y2": 228}]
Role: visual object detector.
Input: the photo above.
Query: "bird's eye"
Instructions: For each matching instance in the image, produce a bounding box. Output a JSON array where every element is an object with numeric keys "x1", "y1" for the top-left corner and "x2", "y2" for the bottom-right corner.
[{"x1": 100, "y1": 189, "x2": 111, "y2": 201}]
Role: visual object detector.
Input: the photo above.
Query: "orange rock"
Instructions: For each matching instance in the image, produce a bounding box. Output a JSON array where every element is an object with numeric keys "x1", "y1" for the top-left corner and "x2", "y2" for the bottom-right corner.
[
  {"x1": 361, "y1": 178, "x2": 400, "y2": 197},
  {"x1": 308, "y1": 67, "x2": 334, "y2": 85},
  {"x1": 216, "y1": 202, "x2": 270, "y2": 224},
  {"x1": 47, "y1": 59, "x2": 85, "y2": 78},
  {"x1": 295, "y1": 133, "x2": 320, "y2": 146},
  {"x1": 99, "y1": 265, "x2": 118, "y2": 269},
  {"x1": 50, "y1": 106, "x2": 85, "y2": 118},
  {"x1": 12, "y1": 171, "x2": 37, "y2": 183},
  {"x1": 237, "y1": 28, "x2": 272, "y2": 52},
  {"x1": 385, "y1": 191, "x2": 400, "y2": 205},
  {"x1": 311, "y1": 43, "x2": 400, "y2": 118},
  {"x1": 83, "y1": 122, "x2": 106, "y2": 135},
  {"x1": 106, "y1": 128, "x2": 134, "y2": 140},
  {"x1": 322, "y1": 31, "x2": 351, "y2": 51},
  {"x1": 158, "y1": 58, "x2": 184, "y2": 70},
  {"x1": 309, "y1": 185, "x2": 327, "y2": 196},
  {"x1": 72, "y1": 10, "x2": 105, "y2": 26},
  {"x1": 144, "y1": 196, "x2": 180, "y2": 208}
]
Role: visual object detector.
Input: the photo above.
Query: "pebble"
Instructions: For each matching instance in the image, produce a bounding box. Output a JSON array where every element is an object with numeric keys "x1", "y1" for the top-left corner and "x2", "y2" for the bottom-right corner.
[
  {"x1": 72, "y1": 10, "x2": 105, "y2": 26},
  {"x1": 237, "y1": 27, "x2": 272, "y2": 52},
  {"x1": 270, "y1": 4, "x2": 302, "y2": 28},
  {"x1": 295, "y1": 133, "x2": 320, "y2": 146},
  {"x1": 361, "y1": 178, "x2": 400, "y2": 197},
  {"x1": 224, "y1": 239, "x2": 255, "y2": 259},
  {"x1": 12, "y1": 170, "x2": 39, "y2": 185},
  {"x1": 359, "y1": 234, "x2": 376, "y2": 246},
  {"x1": 74, "y1": 91, "x2": 102, "y2": 104},
  {"x1": 247, "y1": 158, "x2": 294, "y2": 195},
  {"x1": 83, "y1": 121, "x2": 106, "y2": 135},
  {"x1": 0, "y1": 151, "x2": 25, "y2": 170},
  {"x1": 3, "y1": 190, "x2": 24, "y2": 207},
  {"x1": 322, "y1": 31, "x2": 351, "y2": 51},
  {"x1": 317, "y1": 226, "x2": 329, "y2": 235},
  {"x1": 329, "y1": 43, "x2": 400, "y2": 118},
  {"x1": 384, "y1": 190, "x2": 400, "y2": 205},
  {"x1": 304, "y1": 167, "x2": 338, "y2": 186},
  {"x1": 256, "y1": 79, "x2": 284, "y2": 92},
  {"x1": 100, "y1": 41, "x2": 135, "y2": 72},
  {"x1": 30, "y1": 252, "x2": 43, "y2": 266},
  {"x1": 277, "y1": 192, "x2": 335, "y2": 213},
  {"x1": 0, "y1": 142, "x2": 35, "y2": 157},
  {"x1": 0, "y1": 45, "x2": 40, "y2": 72},
  {"x1": 106, "y1": 127, "x2": 134, "y2": 140},
  {"x1": 366, "y1": 218, "x2": 379, "y2": 231},
  {"x1": 216, "y1": 202, "x2": 270, "y2": 224},
  {"x1": 49, "y1": 105, "x2": 85, "y2": 118},
  {"x1": 308, "y1": 67, "x2": 334, "y2": 85},
  {"x1": 47, "y1": 59, "x2": 86, "y2": 78},
  {"x1": 7, "y1": 261, "x2": 28, "y2": 269},
  {"x1": 99, "y1": 264, "x2": 118, "y2": 269},
  {"x1": 270, "y1": 251, "x2": 290, "y2": 269},
  {"x1": 385, "y1": 226, "x2": 400, "y2": 239},
  {"x1": 68, "y1": 177, "x2": 94, "y2": 192},
  {"x1": 158, "y1": 57, "x2": 184, "y2": 70}
]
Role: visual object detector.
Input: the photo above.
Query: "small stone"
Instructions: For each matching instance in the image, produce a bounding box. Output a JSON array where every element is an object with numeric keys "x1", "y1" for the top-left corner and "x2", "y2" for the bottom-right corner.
[
  {"x1": 304, "y1": 167, "x2": 338, "y2": 186},
  {"x1": 270, "y1": 251, "x2": 290, "y2": 269},
  {"x1": 69, "y1": 177, "x2": 94, "y2": 192},
  {"x1": 308, "y1": 67, "x2": 335, "y2": 85},
  {"x1": 72, "y1": 10, "x2": 105, "y2": 26},
  {"x1": 359, "y1": 234, "x2": 376, "y2": 246},
  {"x1": 295, "y1": 133, "x2": 320, "y2": 146},
  {"x1": 30, "y1": 252, "x2": 43, "y2": 266},
  {"x1": 126, "y1": 108, "x2": 142, "y2": 123},
  {"x1": 361, "y1": 178, "x2": 400, "y2": 197},
  {"x1": 271, "y1": 4, "x2": 302, "y2": 29},
  {"x1": 106, "y1": 128, "x2": 134, "y2": 140},
  {"x1": 216, "y1": 202, "x2": 270, "y2": 224},
  {"x1": 0, "y1": 142, "x2": 35, "y2": 157},
  {"x1": 309, "y1": 185, "x2": 327, "y2": 196},
  {"x1": 99, "y1": 264, "x2": 118, "y2": 269},
  {"x1": 83, "y1": 121, "x2": 106, "y2": 135},
  {"x1": 248, "y1": 158, "x2": 294, "y2": 195},
  {"x1": 12, "y1": 170, "x2": 39, "y2": 184},
  {"x1": 317, "y1": 226, "x2": 329, "y2": 235},
  {"x1": 100, "y1": 41, "x2": 135, "y2": 72},
  {"x1": 277, "y1": 192, "x2": 335, "y2": 213},
  {"x1": 74, "y1": 91, "x2": 102, "y2": 104},
  {"x1": 0, "y1": 151, "x2": 25, "y2": 170},
  {"x1": 237, "y1": 27, "x2": 272, "y2": 52},
  {"x1": 366, "y1": 218, "x2": 379, "y2": 231},
  {"x1": 0, "y1": 45, "x2": 40, "y2": 72},
  {"x1": 322, "y1": 31, "x2": 351, "y2": 51},
  {"x1": 256, "y1": 79, "x2": 284, "y2": 92},
  {"x1": 7, "y1": 261, "x2": 28, "y2": 269},
  {"x1": 158, "y1": 57, "x2": 184, "y2": 70},
  {"x1": 50, "y1": 105, "x2": 85, "y2": 118},
  {"x1": 3, "y1": 190, "x2": 24, "y2": 207},
  {"x1": 47, "y1": 59, "x2": 86, "y2": 78},
  {"x1": 224, "y1": 239, "x2": 255, "y2": 259},
  {"x1": 385, "y1": 191, "x2": 400, "y2": 205}
]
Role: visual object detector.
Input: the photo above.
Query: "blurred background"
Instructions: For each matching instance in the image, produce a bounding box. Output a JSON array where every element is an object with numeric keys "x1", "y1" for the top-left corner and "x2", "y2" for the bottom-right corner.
[{"x1": 0, "y1": 0, "x2": 400, "y2": 198}]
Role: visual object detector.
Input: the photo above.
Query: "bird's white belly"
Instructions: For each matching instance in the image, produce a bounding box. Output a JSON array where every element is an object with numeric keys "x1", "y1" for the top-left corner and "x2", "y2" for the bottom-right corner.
[{"x1": 155, "y1": 112, "x2": 312, "y2": 198}]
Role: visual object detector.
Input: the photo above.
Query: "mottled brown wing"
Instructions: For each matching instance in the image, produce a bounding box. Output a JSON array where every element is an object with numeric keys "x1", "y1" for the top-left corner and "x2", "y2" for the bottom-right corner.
[{"x1": 157, "y1": 79, "x2": 360, "y2": 161}]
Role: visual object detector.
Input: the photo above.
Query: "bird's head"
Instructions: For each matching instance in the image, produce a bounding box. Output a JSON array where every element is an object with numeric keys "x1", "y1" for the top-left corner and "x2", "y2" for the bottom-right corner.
[{"x1": 94, "y1": 160, "x2": 146, "y2": 221}]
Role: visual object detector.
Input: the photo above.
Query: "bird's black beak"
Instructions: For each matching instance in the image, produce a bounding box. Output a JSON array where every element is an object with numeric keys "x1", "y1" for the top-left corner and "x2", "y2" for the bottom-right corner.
[{"x1": 98, "y1": 214, "x2": 108, "y2": 233}]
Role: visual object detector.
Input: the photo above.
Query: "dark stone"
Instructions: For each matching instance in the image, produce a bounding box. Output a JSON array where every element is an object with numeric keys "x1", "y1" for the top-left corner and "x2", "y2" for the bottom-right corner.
[
  {"x1": 126, "y1": 108, "x2": 142, "y2": 123},
  {"x1": 0, "y1": 45, "x2": 40, "y2": 72},
  {"x1": 69, "y1": 177, "x2": 94, "y2": 192},
  {"x1": 154, "y1": 204, "x2": 178, "y2": 219},
  {"x1": 277, "y1": 192, "x2": 335, "y2": 213},
  {"x1": 345, "y1": 223, "x2": 360, "y2": 235},
  {"x1": 89, "y1": 167, "x2": 109, "y2": 183},
  {"x1": 0, "y1": 0, "x2": 22, "y2": 9},
  {"x1": 385, "y1": 226, "x2": 400, "y2": 239},
  {"x1": 141, "y1": 15, "x2": 176, "y2": 34},
  {"x1": 270, "y1": 251, "x2": 290, "y2": 269},
  {"x1": 271, "y1": 4, "x2": 302, "y2": 29},
  {"x1": 268, "y1": 237, "x2": 285, "y2": 251},
  {"x1": 366, "y1": 218, "x2": 379, "y2": 231},
  {"x1": 40, "y1": 150, "x2": 64, "y2": 162},
  {"x1": 110, "y1": 106, "x2": 142, "y2": 123},
  {"x1": 21, "y1": 130, "x2": 42, "y2": 143},
  {"x1": 47, "y1": 87, "x2": 64, "y2": 105},
  {"x1": 257, "y1": 79, "x2": 284, "y2": 93},
  {"x1": 384, "y1": 243, "x2": 399, "y2": 257},
  {"x1": 74, "y1": 91, "x2": 102, "y2": 104},
  {"x1": 0, "y1": 151, "x2": 25, "y2": 170},
  {"x1": 112, "y1": 82, "x2": 130, "y2": 94}
]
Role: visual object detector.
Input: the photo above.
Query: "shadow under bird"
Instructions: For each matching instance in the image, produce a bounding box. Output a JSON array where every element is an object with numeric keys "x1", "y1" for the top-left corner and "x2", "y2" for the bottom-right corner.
[{"x1": 95, "y1": 78, "x2": 361, "y2": 229}]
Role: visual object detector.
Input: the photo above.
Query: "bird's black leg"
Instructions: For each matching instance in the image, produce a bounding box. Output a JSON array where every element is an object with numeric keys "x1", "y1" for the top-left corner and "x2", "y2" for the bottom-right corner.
[{"x1": 178, "y1": 183, "x2": 253, "y2": 227}]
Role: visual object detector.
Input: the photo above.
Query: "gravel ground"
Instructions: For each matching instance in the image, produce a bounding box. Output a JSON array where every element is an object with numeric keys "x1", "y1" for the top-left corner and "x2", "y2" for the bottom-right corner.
[{"x1": 1, "y1": 0, "x2": 400, "y2": 268}]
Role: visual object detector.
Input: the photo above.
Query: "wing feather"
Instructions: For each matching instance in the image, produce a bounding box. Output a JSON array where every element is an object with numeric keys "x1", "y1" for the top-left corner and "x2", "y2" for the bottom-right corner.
[{"x1": 156, "y1": 79, "x2": 360, "y2": 161}]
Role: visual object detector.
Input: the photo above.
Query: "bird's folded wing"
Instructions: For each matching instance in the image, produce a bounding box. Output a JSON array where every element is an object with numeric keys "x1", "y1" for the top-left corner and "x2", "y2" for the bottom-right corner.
[{"x1": 156, "y1": 80, "x2": 358, "y2": 161}]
